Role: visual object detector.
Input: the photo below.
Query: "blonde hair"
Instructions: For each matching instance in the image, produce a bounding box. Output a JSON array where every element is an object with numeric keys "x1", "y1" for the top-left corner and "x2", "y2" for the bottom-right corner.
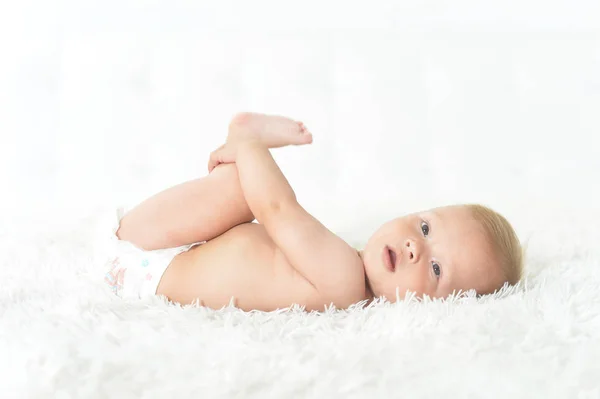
[{"x1": 466, "y1": 204, "x2": 523, "y2": 290}]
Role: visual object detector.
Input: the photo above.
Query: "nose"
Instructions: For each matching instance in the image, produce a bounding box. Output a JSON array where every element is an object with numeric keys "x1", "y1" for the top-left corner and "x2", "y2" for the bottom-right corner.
[{"x1": 404, "y1": 239, "x2": 421, "y2": 264}]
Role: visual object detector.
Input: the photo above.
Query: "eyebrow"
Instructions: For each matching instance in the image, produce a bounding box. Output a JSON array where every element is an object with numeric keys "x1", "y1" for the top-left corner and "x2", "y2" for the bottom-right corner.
[{"x1": 429, "y1": 209, "x2": 442, "y2": 221}]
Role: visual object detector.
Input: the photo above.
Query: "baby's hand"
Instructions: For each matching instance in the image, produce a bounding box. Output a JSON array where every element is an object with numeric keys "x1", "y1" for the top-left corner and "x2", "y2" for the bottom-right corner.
[
  {"x1": 227, "y1": 112, "x2": 313, "y2": 149},
  {"x1": 207, "y1": 143, "x2": 239, "y2": 173}
]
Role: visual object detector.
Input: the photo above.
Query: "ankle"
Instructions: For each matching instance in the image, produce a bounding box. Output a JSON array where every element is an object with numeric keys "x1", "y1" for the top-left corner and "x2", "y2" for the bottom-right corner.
[{"x1": 228, "y1": 112, "x2": 255, "y2": 139}]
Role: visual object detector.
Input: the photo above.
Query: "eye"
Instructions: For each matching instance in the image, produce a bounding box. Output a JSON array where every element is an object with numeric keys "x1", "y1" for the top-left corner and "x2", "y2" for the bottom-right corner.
[
  {"x1": 420, "y1": 221, "x2": 430, "y2": 237},
  {"x1": 432, "y1": 262, "x2": 441, "y2": 278}
]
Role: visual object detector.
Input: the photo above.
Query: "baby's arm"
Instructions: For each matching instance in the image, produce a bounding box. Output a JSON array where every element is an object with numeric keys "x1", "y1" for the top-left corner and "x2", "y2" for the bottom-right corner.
[{"x1": 232, "y1": 139, "x2": 366, "y2": 307}]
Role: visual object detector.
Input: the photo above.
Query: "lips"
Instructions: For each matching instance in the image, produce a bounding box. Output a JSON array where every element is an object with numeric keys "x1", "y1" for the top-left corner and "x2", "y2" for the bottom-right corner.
[{"x1": 383, "y1": 246, "x2": 397, "y2": 272}]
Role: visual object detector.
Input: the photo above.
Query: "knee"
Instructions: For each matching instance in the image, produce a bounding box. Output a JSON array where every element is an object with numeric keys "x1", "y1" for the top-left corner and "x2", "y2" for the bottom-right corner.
[{"x1": 209, "y1": 162, "x2": 239, "y2": 183}]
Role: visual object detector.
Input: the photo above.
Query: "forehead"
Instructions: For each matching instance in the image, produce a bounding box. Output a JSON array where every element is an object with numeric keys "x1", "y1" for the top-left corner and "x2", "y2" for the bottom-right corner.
[
  {"x1": 427, "y1": 207, "x2": 499, "y2": 293},
  {"x1": 428, "y1": 206, "x2": 479, "y2": 237}
]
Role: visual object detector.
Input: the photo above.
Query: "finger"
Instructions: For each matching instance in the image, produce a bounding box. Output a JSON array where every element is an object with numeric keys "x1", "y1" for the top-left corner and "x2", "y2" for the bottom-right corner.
[
  {"x1": 208, "y1": 157, "x2": 222, "y2": 173},
  {"x1": 219, "y1": 146, "x2": 237, "y2": 164},
  {"x1": 208, "y1": 151, "x2": 219, "y2": 173},
  {"x1": 208, "y1": 144, "x2": 227, "y2": 173},
  {"x1": 208, "y1": 146, "x2": 236, "y2": 173}
]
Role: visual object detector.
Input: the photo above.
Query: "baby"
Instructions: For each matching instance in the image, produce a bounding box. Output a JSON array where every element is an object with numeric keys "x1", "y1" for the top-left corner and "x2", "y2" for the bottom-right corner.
[{"x1": 106, "y1": 113, "x2": 523, "y2": 311}]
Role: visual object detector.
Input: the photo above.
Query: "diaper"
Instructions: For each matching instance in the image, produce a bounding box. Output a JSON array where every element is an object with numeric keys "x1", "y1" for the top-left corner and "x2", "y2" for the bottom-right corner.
[{"x1": 103, "y1": 207, "x2": 197, "y2": 300}]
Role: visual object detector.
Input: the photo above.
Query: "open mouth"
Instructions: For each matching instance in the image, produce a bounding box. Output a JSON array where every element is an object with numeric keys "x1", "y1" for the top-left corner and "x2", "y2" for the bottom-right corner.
[{"x1": 384, "y1": 246, "x2": 397, "y2": 272}]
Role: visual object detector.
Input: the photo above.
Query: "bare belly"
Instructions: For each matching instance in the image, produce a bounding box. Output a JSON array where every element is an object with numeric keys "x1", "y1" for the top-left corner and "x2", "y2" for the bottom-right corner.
[{"x1": 156, "y1": 223, "x2": 319, "y2": 311}]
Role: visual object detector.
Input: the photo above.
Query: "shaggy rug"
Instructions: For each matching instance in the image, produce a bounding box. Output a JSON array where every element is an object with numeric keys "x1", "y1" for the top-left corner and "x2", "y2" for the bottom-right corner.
[{"x1": 1, "y1": 204, "x2": 599, "y2": 399}]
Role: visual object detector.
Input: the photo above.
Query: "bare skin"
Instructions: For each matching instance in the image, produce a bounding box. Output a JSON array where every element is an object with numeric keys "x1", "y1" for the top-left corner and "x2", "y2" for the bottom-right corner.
[
  {"x1": 117, "y1": 112, "x2": 503, "y2": 311},
  {"x1": 117, "y1": 113, "x2": 356, "y2": 311},
  {"x1": 116, "y1": 113, "x2": 312, "y2": 251}
]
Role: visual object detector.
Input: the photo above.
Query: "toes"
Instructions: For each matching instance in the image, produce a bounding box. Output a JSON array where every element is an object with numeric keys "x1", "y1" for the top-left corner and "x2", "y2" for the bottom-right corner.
[
  {"x1": 298, "y1": 122, "x2": 311, "y2": 142},
  {"x1": 299, "y1": 122, "x2": 311, "y2": 134},
  {"x1": 294, "y1": 132, "x2": 313, "y2": 145}
]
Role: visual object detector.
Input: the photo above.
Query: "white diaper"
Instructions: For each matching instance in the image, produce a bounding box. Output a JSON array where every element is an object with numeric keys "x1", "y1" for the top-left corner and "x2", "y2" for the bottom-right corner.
[{"x1": 103, "y1": 207, "x2": 197, "y2": 300}]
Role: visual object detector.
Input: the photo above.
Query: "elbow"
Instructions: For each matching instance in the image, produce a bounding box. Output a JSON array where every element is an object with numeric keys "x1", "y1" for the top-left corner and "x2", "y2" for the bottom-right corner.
[
  {"x1": 266, "y1": 196, "x2": 298, "y2": 216},
  {"x1": 256, "y1": 197, "x2": 299, "y2": 228},
  {"x1": 268, "y1": 199, "x2": 282, "y2": 214}
]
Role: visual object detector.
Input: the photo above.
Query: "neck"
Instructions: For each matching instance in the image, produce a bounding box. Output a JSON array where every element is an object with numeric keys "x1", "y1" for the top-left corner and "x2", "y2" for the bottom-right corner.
[{"x1": 358, "y1": 250, "x2": 375, "y2": 300}]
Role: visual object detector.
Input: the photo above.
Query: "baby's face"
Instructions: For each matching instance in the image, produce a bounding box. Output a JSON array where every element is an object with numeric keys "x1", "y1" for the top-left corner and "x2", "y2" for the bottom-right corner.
[{"x1": 361, "y1": 205, "x2": 503, "y2": 301}]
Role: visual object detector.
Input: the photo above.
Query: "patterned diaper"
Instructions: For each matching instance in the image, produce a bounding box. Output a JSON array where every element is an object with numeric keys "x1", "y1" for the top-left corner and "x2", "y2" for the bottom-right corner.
[{"x1": 104, "y1": 207, "x2": 197, "y2": 300}]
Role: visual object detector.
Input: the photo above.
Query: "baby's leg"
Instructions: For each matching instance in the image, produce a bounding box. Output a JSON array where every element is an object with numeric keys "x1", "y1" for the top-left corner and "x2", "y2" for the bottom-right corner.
[
  {"x1": 117, "y1": 164, "x2": 253, "y2": 250},
  {"x1": 117, "y1": 112, "x2": 309, "y2": 251}
]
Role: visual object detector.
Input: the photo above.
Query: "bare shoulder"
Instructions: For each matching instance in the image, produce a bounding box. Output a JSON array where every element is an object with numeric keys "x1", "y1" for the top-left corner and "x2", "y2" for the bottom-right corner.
[
  {"x1": 311, "y1": 242, "x2": 368, "y2": 307},
  {"x1": 267, "y1": 204, "x2": 368, "y2": 308}
]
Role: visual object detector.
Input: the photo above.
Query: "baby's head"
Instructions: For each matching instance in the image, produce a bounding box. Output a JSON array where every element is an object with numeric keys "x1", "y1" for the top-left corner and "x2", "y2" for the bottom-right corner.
[{"x1": 360, "y1": 204, "x2": 522, "y2": 301}]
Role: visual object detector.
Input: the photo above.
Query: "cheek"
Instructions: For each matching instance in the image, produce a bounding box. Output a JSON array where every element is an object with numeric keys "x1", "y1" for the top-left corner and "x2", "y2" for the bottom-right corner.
[{"x1": 395, "y1": 268, "x2": 429, "y2": 296}]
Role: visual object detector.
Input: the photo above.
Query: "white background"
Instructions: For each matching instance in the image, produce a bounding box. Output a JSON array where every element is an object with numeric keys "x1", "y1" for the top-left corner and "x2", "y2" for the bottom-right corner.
[
  {"x1": 1, "y1": 0, "x2": 599, "y2": 245},
  {"x1": 1, "y1": 2, "x2": 600, "y2": 397}
]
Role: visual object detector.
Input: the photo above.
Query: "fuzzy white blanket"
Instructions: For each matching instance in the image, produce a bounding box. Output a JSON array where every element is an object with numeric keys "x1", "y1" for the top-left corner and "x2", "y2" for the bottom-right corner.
[
  {"x1": 2, "y1": 0, "x2": 599, "y2": 396},
  {"x1": 1, "y1": 205, "x2": 599, "y2": 398}
]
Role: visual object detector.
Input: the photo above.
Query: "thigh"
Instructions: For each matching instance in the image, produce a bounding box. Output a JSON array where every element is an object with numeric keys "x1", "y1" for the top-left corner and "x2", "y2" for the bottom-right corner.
[{"x1": 117, "y1": 164, "x2": 254, "y2": 250}]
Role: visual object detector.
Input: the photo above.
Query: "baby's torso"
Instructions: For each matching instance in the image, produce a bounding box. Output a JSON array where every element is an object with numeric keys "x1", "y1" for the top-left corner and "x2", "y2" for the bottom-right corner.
[{"x1": 156, "y1": 222, "x2": 330, "y2": 311}]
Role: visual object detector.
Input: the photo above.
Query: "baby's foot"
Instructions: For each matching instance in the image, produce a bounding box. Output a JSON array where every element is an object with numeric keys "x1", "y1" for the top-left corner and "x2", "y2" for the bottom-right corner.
[{"x1": 228, "y1": 112, "x2": 313, "y2": 148}]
